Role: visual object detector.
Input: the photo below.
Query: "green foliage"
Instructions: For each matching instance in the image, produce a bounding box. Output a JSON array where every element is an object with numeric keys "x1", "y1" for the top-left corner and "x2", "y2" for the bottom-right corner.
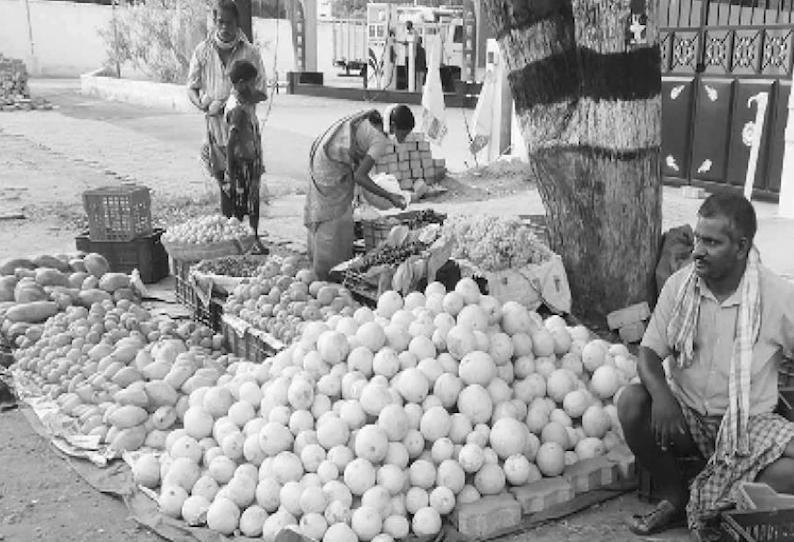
[{"x1": 99, "y1": 0, "x2": 208, "y2": 84}]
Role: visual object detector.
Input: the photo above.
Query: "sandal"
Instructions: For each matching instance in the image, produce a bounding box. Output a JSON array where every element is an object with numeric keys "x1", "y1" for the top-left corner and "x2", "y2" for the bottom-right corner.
[
  {"x1": 249, "y1": 239, "x2": 269, "y2": 256},
  {"x1": 628, "y1": 500, "x2": 686, "y2": 535}
]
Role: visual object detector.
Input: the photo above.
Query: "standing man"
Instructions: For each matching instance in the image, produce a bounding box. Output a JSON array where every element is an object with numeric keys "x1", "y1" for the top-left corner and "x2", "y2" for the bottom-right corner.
[
  {"x1": 414, "y1": 36, "x2": 427, "y2": 92},
  {"x1": 304, "y1": 105, "x2": 415, "y2": 280},
  {"x1": 617, "y1": 192, "x2": 794, "y2": 541},
  {"x1": 187, "y1": 0, "x2": 268, "y2": 221}
]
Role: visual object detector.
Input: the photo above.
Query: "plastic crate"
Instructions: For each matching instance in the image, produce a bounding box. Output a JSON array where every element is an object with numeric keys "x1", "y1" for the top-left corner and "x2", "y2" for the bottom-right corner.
[
  {"x1": 246, "y1": 328, "x2": 284, "y2": 362},
  {"x1": 780, "y1": 359, "x2": 794, "y2": 388},
  {"x1": 175, "y1": 276, "x2": 223, "y2": 332},
  {"x1": 82, "y1": 184, "x2": 152, "y2": 241},
  {"x1": 519, "y1": 214, "x2": 551, "y2": 246},
  {"x1": 361, "y1": 210, "x2": 446, "y2": 252},
  {"x1": 721, "y1": 509, "x2": 794, "y2": 541},
  {"x1": 222, "y1": 315, "x2": 248, "y2": 359},
  {"x1": 221, "y1": 315, "x2": 283, "y2": 362},
  {"x1": 74, "y1": 229, "x2": 168, "y2": 284}
]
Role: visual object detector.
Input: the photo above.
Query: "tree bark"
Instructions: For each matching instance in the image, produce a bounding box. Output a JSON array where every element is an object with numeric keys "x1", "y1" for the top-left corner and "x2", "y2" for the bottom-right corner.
[{"x1": 480, "y1": 0, "x2": 662, "y2": 323}]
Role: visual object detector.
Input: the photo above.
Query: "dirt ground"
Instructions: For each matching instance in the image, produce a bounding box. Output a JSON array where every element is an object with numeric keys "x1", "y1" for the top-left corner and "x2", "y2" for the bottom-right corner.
[
  {"x1": 0, "y1": 408, "x2": 162, "y2": 542},
  {"x1": 0, "y1": 80, "x2": 703, "y2": 542}
]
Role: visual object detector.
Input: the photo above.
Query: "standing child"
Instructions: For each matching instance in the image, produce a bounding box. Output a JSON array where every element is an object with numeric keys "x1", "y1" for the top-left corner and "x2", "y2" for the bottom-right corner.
[{"x1": 225, "y1": 59, "x2": 267, "y2": 253}]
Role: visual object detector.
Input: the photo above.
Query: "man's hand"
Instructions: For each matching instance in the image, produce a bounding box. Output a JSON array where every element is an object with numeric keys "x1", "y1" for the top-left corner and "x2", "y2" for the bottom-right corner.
[
  {"x1": 207, "y1": 100, "x2": 225, "y2": 116},
  {"x1": 389, "y1": 193, "x2": 407, "y2": 210},
  {"x1": 650, "y1": 392, "x2": 688, "y2": 451}
]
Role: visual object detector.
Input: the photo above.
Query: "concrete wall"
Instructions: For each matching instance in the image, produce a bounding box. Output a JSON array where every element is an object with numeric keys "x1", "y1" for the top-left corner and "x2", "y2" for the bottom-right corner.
[{"x1": 0, "y1": 0, "x2": 111, "y2": 76}]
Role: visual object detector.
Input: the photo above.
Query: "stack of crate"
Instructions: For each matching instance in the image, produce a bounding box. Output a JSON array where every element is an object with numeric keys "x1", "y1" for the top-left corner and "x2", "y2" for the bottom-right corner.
[
  {"x1": 75, "y1": 184, "x2": 169, "y2": 284},
  {"x1": 372, "y1": 132, "x2": 447, "y2": 191},
  {"x1": 0, "y1": 54, "x2": 51, "y2": 111}
]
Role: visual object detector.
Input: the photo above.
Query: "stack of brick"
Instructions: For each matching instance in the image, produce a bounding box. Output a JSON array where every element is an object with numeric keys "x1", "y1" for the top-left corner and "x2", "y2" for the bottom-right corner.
[
  {"x1": 0, "y1": 54, "x2": 51, "y2": 111},
  {"x1": 372, "y1": 132, "x2": 447, "y2": 191}
]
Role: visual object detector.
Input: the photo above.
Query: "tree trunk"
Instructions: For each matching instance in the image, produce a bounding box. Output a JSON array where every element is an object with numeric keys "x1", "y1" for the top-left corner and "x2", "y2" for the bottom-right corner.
[{"x1": 480, "y1": 0, "x2": 662, "y2": 323}]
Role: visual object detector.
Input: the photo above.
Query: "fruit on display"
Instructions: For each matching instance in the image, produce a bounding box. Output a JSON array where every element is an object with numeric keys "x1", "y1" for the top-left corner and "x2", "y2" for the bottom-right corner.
[
  {"x1": 224, "y1": 255, "x2": 358, "y2": 345},
  {"x1": 367, "y1": 210, "x2": 446, "y2": 231},
  {"x1": 132, "y1": 278, "x2": 636, "y2": 541},
  {"x1": 1, "y1": 253, "x2": 139, "y2": 345},
  {"x1": 350, "y1": 241, "x2": 430, "y2": 273},
  {"x1": 162, "y1": 215, "x2": 253, "y2": 245},
  {"x1": 192, "y1": 255, "x2": 273, "y2": 278},
  {"x1": 441, "y1": 215, "x2": 554, "y2": 271},
  {"x1": 11, "y1": 295, "x2": 233, "y2": 453}
]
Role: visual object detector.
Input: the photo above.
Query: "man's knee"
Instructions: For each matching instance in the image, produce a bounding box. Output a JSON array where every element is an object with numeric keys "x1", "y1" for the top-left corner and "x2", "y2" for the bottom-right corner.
[{"x1": 617, "y1": 383, "x2": 651, "y2": 428}]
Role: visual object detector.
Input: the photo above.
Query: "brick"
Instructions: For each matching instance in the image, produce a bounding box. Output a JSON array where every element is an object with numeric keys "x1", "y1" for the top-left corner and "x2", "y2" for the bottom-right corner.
[
  {"x1": 510, "y1": 477, "x2": 574, "y2": 514},
  {"x1": 452, "y1": 493, "x2": 521, "y2": 538},
  {"x1": 397, "y1": 151, "x2": 410, "y2": 161},
  {"x1": 422, "y1": 158, "x2": 433, "y2": 168},
  {"x1": 619, "y1": 321, "x2": 646, "y2": 344},
  {"x1": 418, "y1": 140, "x2": 430, "y2": 151},
  {"x1": 409, "y1": 150, "x2": 421, "y2": 159},
  {"x1": 398, "y1": 161, "x2": 410, "y2": 172},
  {"x1": 607, "y1": 445, "x2": 637, "y2": 480},
  {"x1": 398, "y1": 178, "x2": 413, "y2": 190},
  {"x1": 410, "y1": 159, "x2": 422, "y2": 170},
  {"x1": 562, "y1": 456, "x2": 619, "y2": 494},
  {"x1": 606, "y1": 302, "x2": 650, "y2": 330}
]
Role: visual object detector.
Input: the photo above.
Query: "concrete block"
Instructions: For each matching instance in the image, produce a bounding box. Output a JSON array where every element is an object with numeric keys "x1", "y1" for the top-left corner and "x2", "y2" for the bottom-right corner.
[
  {"x1": 418, "y1": 141, "x2": 430, "y2": 151},
  {"x1": 422, "y1": 158, "x2": 433, "y2": 168},
  {"x1": 452, "y1": 493, "x2": 521, "y2": 538},
  {"x1": 607, "y1": 445, "x2": 637, "y2": 480},
  {"x1": 619, "y1": 321, "x2": 646, "y2": 344},
  {"x1": 398, "y1": 161, "x2": 410, "y2": 172},
  {"x1": 409, "y1": 150, "x2": 421, "y2": 159},
  {"x1": 509, "y1": 477, "x2": 574, "y2": 514},
  {"x1": 397, "y1": 151, "x2": 410, "y2": 161},
  {"x1": 681, "y1": 186, "x2": 706, "y2": 199},
  {"x1": 606, "y1": 302, "x2": 650, "y2": 330},
  {"x1": 563, "y1": 456, "x2": 619, "y2": 493}
]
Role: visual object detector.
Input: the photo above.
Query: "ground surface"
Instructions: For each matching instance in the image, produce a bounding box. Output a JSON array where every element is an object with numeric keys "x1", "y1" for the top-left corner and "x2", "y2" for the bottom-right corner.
[{"x1": 3, "y1": 78, "x2": 793, "y2": 542}]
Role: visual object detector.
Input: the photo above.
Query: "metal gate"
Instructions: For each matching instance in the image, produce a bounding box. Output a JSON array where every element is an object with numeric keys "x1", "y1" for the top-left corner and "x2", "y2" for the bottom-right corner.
[{"x1": 661, "y1": 0, "x2": 794, "y2": 199}]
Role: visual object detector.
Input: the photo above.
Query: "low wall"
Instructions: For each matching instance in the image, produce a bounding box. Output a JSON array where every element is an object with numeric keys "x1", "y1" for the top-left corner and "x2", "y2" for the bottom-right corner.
[{"x1": 80, "y1": 71, "x2": 193, "y2": 113}]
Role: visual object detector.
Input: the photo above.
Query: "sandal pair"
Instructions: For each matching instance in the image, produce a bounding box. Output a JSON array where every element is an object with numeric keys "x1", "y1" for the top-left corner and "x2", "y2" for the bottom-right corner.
[{"x1": 628, "y1": 500, "x2": 686, "y2": 535}]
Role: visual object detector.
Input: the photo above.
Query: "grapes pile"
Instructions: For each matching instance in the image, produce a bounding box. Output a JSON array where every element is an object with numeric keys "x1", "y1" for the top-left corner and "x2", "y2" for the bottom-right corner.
[
  {"x1": 352, "y1": 240, "x2": 428, "y2": 271},
  {"x1": 192, "y1": 255, "x2": 270, "y2": 277}
]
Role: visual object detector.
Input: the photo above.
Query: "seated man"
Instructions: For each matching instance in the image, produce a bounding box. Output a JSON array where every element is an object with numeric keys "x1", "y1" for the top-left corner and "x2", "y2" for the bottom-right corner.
[{"x1": 617, "y1": 192, "x2": 794, "y2": 541}]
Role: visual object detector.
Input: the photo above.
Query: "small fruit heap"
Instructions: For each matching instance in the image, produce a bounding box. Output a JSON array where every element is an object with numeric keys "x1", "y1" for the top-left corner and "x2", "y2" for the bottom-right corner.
[
  {"x1": 192, "y1": 255, "x2": 273, "y2": 278},
  {"x1": 11, "y1": 295, "x2": 231, "y2": 452},
  {"x1": 225, "y1": 256, "x2": 359, "y2": 345},
  {"x1": 1, "y1": 253, "x2": 138, "y2": 348},
  {"x1": 132, "y1": 279, "x2": 636, "y2": 541},
  {"x1": 441, "y1": 215, "x2": 554, "y2": 272},
  {"x1": 163, "y1": 215, "x2": 253, "y2": 245}
]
